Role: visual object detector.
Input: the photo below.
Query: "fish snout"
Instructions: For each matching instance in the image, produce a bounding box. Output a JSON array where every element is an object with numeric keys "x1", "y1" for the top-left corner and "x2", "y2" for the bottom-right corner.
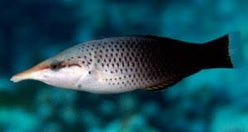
[{"x1": 10, "y1": 63, "x2": 50, "y2": 83}]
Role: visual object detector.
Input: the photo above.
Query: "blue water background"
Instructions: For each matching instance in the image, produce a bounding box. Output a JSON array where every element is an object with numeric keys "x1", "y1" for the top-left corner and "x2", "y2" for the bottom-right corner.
[{"x1": 0, "y1": 0, "x2": 248, "y2": 132}]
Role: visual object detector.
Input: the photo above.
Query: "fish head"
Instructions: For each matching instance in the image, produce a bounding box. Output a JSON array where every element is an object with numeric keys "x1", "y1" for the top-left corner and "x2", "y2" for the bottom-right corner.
[{"x1": 10, "y1": 53, "x2": 89, "y2": 89}]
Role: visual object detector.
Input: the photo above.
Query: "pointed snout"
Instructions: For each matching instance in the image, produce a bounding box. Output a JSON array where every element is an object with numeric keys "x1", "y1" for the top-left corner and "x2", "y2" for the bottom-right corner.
[{"x1": 10, "y1": 62, "x2": 50, "y2": 83}]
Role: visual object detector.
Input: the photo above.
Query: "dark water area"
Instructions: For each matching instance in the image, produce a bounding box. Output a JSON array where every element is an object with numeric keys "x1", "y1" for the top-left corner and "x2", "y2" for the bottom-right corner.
[{"x1": 0, "y1": 0, "x2": 248, "y2": 132}]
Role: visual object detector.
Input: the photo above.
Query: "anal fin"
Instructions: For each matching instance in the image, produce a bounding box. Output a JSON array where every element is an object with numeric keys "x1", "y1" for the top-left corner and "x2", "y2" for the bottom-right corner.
[{"x1": 145, "y1": 78, "x2": 183, "y2": 91}]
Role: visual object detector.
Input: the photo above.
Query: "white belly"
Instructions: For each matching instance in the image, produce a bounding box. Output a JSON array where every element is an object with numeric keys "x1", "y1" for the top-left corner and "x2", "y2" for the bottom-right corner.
[{"x1": 74, "y1": 70, "x2": 137, "y2": 94}]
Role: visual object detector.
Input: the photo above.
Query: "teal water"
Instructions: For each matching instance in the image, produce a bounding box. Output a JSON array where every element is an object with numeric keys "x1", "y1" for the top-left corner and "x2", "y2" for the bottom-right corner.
[{"x1": 0, "y1": 0, "x2": 248, "y2": 132}]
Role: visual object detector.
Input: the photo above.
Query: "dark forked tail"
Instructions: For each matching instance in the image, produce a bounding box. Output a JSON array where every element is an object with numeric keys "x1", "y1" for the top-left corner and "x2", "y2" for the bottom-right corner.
[{"x1": 200, "y1": 33, "x2": 240, "y2": 69}]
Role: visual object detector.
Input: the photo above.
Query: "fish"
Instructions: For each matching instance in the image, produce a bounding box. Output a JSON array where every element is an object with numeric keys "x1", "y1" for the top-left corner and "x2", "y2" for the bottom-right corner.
[{"x1": 11, "y1": 34, "x2": 237, "y2": 94}]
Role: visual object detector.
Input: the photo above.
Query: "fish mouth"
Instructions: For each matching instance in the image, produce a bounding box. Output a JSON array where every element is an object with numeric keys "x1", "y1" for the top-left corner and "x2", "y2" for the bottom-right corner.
[{"x1": 10, "y1": 63, "x2": 50, "y2": 83}]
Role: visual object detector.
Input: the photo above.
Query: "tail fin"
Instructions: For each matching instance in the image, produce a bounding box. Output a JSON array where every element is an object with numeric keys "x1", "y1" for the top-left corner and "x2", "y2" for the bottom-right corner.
[
  {"x1": 228, "y1": 32, "x2": 242, "y2": 67},
  {"x1": 202, "y1": 32, "x2": 241, "y2": 69}
]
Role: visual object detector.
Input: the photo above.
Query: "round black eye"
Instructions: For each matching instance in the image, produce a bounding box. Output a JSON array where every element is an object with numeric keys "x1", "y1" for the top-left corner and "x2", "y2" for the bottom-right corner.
[{"x1": 50, "y1": 61, "x2": 63, "y2": 71}]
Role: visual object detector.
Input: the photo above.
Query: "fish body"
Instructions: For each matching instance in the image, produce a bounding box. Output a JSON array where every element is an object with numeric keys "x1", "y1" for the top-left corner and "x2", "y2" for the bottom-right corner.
[{"x1": 11, "y1": 35, "x2": 234, "y2": 94}]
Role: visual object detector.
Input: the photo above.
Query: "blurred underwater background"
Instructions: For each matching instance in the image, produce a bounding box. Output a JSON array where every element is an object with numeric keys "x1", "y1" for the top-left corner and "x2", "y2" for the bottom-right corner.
[{"x1": 1, "y1": 0, "x2": 248, "y2": 132}]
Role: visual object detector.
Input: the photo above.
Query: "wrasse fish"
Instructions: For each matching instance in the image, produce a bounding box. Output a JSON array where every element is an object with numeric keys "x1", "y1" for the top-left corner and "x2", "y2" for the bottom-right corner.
[{"x1": 11, "y1": 34, "x2": 238, "y2": 94}]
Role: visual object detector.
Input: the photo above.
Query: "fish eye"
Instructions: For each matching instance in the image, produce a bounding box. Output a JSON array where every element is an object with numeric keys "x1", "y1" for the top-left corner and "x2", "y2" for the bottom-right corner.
[{"x1": 50, "y1": 61, "x2": 63, "y2": 71}]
